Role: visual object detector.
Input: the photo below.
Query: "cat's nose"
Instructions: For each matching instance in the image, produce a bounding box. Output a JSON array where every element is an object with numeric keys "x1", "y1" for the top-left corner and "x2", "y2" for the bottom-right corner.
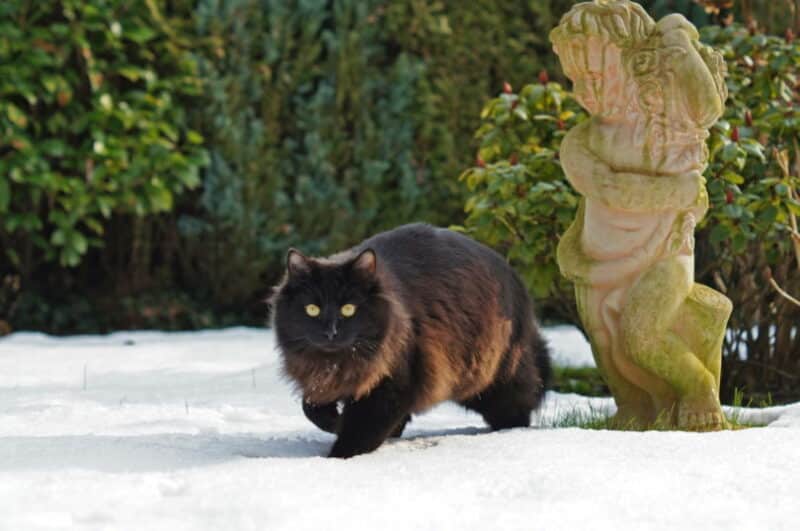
[{"x1": 325, "y1": 322, "x2": 338, "y2": 341}]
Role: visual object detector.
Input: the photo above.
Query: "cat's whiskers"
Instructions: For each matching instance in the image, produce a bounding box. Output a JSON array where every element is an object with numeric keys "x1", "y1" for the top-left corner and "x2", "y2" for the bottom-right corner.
[{"x1": 281, "y1": 335, "x2": 318, "y2": 358}]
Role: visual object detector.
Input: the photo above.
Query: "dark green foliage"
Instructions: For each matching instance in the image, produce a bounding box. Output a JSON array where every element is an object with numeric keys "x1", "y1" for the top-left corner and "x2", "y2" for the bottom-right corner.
[
  {"x1": 0, "y1": 274, "x2": 20, "y2": 334},
  {"x1": 180, "y1": 0, "x2": 430, "y2": 307},
  {"x1": 551, "y1": 366, "x2": 610, "y2": 397},
  {"x1": 10, "y1": 288, "x2": 226, "y2": 333},
  {"x1": 638, "y1": 0, "x2": 798, "y2": 37},
  {"x1": 176, "y1": 0, "x2": 579, "y2": 310},
  {"x1": 698, "y1": 24, "x2": 800, "y2": 404},
  {"x1": 382, "y1": 0, "x2": 578, "y2": 212},
  {"x1": 459, "y1": 24, "x2": 800, "y2": 402},
  {"x1": 0, "y1": 0, "x2": 207, "y2": 275},
  {"x1": 2, "y1": 0, "x2": 581, "y2": 330},
  {"x1": 640, "y1": 0, "x2": 711, "y2": 26},
  {"x1": 700, "y1": 25, "x2": 800, "y2": 260},
  {"x1": 733, "y1": 0, "x2": 800, "y2": 37},
  {"x1": 456, "y1": 81, "x2": 584, "y2": 324}
]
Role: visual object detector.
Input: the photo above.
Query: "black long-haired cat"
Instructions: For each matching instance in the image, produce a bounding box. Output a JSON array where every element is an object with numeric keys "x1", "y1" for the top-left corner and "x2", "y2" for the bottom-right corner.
[{"x1": 271, "y1": 223, "x2": 551, "y2": 458}]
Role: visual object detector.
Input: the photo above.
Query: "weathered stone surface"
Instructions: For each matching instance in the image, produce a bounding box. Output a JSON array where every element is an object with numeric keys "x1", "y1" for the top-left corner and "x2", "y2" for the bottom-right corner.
[{"x1": 550, "y1": 0, "x2": 732, "y2": 429}]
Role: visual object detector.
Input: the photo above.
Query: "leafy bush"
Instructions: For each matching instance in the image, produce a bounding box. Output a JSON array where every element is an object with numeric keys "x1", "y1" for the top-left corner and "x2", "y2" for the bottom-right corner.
[
  {"x1": 0, "y1": 1, "x2": 207, "y2": 275},
  {"x1": 699, "y1": 24, "x2": 800, "y2": 403},
  {"x1": 459, "y1": 24, "x2": 800, "y2": 403},
  {"x1": 456, "y1": 80, "x2": 585, "y2": 324}
]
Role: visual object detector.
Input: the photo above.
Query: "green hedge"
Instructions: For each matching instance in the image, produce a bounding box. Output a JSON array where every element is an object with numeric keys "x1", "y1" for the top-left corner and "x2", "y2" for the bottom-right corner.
[
  {"x1": 175, "y1": 0, "x2": 577, "y2": 309},
  {"x1": 1, "y1": 0, "x2": 577, "y2": 332}
]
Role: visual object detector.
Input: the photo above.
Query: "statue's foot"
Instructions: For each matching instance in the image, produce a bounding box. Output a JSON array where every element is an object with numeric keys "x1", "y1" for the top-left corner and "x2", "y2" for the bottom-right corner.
[{"x1": 678, "y1": 395, "x2": 727, "y2": 431}]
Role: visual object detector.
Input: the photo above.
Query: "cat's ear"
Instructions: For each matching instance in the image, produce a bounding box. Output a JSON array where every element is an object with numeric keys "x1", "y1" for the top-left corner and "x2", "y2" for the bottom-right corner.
[
  {"x1": 286, "y1": 248, "x2": 311, "y2": 277},
  {"x1": 352, "y1": 248, "x2": 377, "y2": 276}
]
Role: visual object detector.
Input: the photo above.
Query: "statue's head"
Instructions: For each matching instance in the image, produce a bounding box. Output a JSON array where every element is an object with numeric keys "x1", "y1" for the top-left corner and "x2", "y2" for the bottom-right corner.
[
  {"x1": 550, "y1": 0, "x2": 727, "y2": 131},
  {"x1": 550, "y1": 0, "x2": 655, "y2": 116}
]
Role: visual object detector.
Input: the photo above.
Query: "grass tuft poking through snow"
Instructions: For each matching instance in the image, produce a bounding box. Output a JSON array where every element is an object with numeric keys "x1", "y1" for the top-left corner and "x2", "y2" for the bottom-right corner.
[{"x1": 546, "y1": 404, "x2": 764, "y2": 431}]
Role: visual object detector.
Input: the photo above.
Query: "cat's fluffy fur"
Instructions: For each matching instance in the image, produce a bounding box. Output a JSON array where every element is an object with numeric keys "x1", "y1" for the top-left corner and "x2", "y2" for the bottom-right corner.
[{"x1": 270, "y1": 223, "x2": 550, "y2": 458}]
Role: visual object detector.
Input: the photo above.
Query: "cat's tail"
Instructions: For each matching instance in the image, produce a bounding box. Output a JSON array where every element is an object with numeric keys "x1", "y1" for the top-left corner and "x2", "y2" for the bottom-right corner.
[{"x1": 532, "y1": 329, "x2": 552, "y2": 394}]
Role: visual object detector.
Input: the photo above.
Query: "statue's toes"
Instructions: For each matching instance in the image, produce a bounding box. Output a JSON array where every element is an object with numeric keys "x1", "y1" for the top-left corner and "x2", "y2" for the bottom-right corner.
[
  {"x1": 701, "y1": 411, "x2": 725, "y2": 430},
  {"x1": 678, "y1": 407, "x2": 726, "y2": 431}
]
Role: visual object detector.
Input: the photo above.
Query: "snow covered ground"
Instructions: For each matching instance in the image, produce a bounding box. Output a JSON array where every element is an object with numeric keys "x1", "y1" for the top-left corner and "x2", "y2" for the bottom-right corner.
[{"x1": 1, "y1": 326, "x2": 798, "y2": 530}]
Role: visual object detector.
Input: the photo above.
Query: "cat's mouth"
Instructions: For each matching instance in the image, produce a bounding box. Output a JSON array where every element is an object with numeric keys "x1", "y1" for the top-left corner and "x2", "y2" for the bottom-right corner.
[{"x1": 312, "y1": 341, "x2": 352, "y2": 354}]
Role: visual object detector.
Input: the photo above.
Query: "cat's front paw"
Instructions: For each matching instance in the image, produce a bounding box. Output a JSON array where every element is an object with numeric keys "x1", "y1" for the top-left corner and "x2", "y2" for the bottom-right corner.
[
  {"x1": 303, "y1": 400, "x2": 341, "y2": 434},
  {"x1": 327, "y1": 441, "x2": 364, "y2": 459},
  {"x1": 327, "y1": 435, "x2": 384, "y2": 459},
  {"x1": 327, "y1": 446, "x2": 355, "y2": 459}
]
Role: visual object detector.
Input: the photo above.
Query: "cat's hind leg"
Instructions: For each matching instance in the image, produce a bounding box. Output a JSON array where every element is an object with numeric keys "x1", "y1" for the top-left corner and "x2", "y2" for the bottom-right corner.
[
  {"x1": 391, "y1": 414, "x2": 411, "y2": 438},
  {"x1": 461, "y1": 355, "x2": 545, "y2": 431}
]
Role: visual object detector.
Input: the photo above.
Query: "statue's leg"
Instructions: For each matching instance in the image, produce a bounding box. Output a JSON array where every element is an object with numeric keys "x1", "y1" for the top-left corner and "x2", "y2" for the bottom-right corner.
[
  {"x1": 674, "y1": 284, "x2": 732, "y2": 396},
  {"x1": 578, "y1": 284, "x2": 657, "y2": 427},
  {"x1": 563, "y1": 205, "x2": 660, "y2": 426},
  {"x1": 621, "y1": 257, "x2": 725, "y2": 430}
]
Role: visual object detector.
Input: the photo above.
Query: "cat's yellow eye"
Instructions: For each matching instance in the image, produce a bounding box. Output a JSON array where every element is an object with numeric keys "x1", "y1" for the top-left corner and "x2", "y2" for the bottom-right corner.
[
  {"x1": 340, "y1": 304, "x2": 357, "y2": 317},
  {"x1": 305, "y1": 304, "x2": 320, "y2": 317}
]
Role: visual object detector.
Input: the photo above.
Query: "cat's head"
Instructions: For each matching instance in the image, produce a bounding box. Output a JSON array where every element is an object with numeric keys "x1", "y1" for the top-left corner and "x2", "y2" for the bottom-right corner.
[{"x1": 271, "y1": 248, "x2": 391, "y2": 363}]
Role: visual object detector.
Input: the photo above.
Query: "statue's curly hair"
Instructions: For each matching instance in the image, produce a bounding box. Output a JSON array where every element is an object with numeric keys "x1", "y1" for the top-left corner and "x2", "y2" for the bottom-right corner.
[{"x1": 549, "y1": 0, "x2": 656, "y2": 51}]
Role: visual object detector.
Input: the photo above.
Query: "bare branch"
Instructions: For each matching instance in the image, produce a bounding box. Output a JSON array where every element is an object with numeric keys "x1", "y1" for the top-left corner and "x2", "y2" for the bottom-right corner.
[{"x1": 768, "y1": 276, "x2": 800, "y2": 307}]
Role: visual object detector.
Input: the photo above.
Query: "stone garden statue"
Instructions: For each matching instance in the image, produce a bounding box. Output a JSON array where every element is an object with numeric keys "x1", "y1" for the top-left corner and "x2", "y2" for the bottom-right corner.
[{"x1": 550, "y1": 0, "x2": 733, "y2": 429}]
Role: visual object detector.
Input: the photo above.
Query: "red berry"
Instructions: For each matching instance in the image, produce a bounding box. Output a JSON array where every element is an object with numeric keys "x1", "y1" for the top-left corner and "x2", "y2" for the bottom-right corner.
[
  {"x1": 538, "y1": 69, "x2": 550, "y2": 85},
  {"x1": 509, "y1": 153, "x2": 519, "y2": 165},
  {"x1": 731, "y1": 125, "x2": 739, "y2": 142},
  {"x1": 744, "y1": 110, "x2": 753, "y2": 127},
  {"x1": 557, "y1": 119, "x2": 565, "y2": 130},
  {"x1": 57, "y1": 91, "x2": 71, "y2": 107},
  {"x1": 503, "y1": 81, "x2": 513, "y2": 94},
  {"x1": 725, "y1": 189, "x2": 734, "y2": 204},
  {"x1": 476, "y1": 155, "x2": 486, "y2": 168},
  {"x1": 786, "y1": 28, "x2": 795, "y2": 43}
]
